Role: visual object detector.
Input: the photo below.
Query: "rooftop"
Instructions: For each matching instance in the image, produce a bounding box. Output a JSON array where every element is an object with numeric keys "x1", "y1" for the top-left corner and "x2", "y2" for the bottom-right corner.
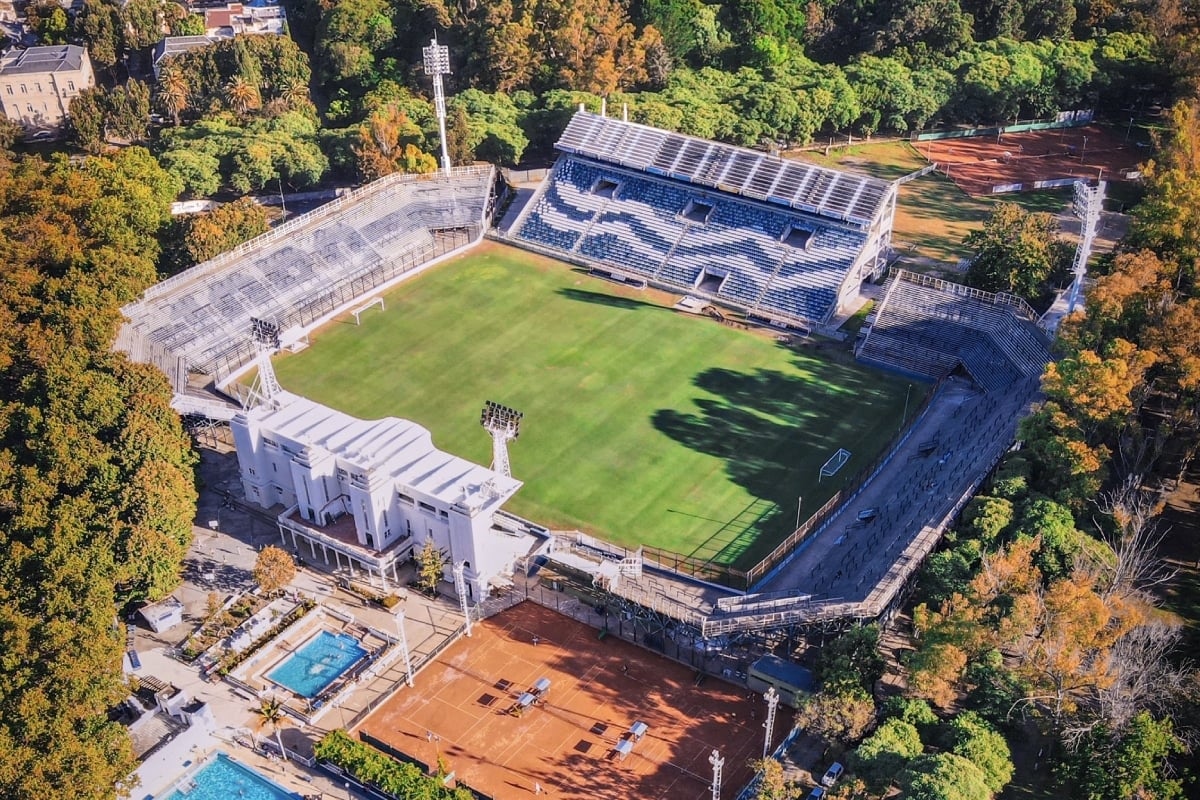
[
  {"x1": 556, "y1": 111, "x2": 892, "y2": 227},
  {"x1": 242, "y1": 391, "x2": 522, "y2": 511},
  {"x1": 0, "y1": 44, "x2": 86, "y2": 75}
]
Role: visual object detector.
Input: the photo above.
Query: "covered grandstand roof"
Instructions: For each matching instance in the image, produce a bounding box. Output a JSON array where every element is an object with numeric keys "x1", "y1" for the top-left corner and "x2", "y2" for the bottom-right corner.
[{"x1": 556, "y1": 112, "x2": 891, "y2": 228}]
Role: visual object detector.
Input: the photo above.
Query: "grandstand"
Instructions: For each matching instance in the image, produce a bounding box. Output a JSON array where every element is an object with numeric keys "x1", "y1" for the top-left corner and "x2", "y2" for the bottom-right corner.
[
  {"x1": 116, "y1": 166, "x2": 496, "y2": 409},
  {"x1": 856, "y1": 270, "x2": 1052, "y2": 391},
  {"x1": 509, "y1": 112, "x2": 897, "y2": 329}
]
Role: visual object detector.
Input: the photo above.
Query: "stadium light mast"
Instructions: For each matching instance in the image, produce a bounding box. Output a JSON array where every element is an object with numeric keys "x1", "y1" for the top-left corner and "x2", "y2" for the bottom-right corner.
[
  {"x1": 394, "y1": 608, "x2": 414, "y2": 687},
  {"x1": 480, "y1": 401, "x2": 523, "y2": 478},
  {"x1": 245, "y1": 318, "x2": 282, "y2": 409},
  {"x1": 1067, "y1": 179, "x2": 1106, "y2": 314},
  {"x1": 423, "y1": 36, "x2": 453, "y2": 174},
  {"x1": 708, "y1": 749, "x2": 724, "y2": 800},
  {"x1": 762, "y1": 686, "x2": 780, "y2": 758},
  {"x1": 453, "y1": 561, "x2": 472, "y2": 637}
]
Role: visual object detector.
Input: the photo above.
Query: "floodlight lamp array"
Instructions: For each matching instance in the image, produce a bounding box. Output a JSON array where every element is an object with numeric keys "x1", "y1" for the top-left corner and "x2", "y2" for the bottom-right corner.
[
  {"x1": 250, "y1": 317, "x2": 280, "y2": 348},
  {"x1": 480, "y1": 401, "x2": 523, "y2": 437},
  {"x1": 423, "y1": 41, "x2": 450, "y2": 76}
]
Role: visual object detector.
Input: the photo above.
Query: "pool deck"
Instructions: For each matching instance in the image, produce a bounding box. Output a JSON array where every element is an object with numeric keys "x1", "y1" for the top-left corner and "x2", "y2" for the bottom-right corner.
[{"x1": 125, "y1": 447, "x2": 523, "y2": 799}]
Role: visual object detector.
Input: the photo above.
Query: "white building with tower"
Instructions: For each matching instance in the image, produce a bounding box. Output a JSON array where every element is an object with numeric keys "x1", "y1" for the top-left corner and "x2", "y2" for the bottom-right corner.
[{"x1": 232, "y1": 389, "x2": 532, "y2": 600}]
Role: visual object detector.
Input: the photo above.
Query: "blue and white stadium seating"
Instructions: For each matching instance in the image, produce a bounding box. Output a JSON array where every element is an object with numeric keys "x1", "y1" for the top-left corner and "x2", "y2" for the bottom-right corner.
[{"x1": 511, "y1": 112, "x2": 895, "y2": 327}]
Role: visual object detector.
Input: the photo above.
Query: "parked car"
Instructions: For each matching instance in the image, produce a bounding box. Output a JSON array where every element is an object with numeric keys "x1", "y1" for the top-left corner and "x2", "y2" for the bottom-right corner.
[
  {"x1": 806, "y1": 787, "x2": 826, "y2": 800},
  {"x1": 821, "y1": 762, "x2": 844, "y2": 787}
]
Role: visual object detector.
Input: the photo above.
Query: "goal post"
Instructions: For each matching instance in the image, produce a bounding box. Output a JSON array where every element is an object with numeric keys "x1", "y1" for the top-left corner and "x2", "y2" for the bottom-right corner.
[
  {"x1": 819, "y1": 448, "x2": 851, "y2": 481},
  {"x1": 352, "y1": 296, "x2": 385, "y2": 325}
]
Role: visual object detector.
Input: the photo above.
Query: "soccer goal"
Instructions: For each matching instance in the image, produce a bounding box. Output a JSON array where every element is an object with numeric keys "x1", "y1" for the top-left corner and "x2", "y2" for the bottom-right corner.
[
  {"x1": 819, "y1": 448, "x2": 852, "y2": 481},
  {"x1": 352, "y1": 296, "x2": 385, "y2": 325}
]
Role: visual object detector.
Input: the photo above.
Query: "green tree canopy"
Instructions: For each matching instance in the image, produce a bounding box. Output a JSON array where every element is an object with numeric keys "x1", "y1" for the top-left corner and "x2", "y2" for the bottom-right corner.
[
  {"x1": 1058, "y1": 712, "x2": 1185, "y2": 800},
  {"x1": 938, "y1": 711, "x2": 1014, "y2": 793},
  {"x1": 815, "y1": 623, "x2": 886, "y2": 694},
  {"x1": 850, "y1": 718, "x2": 923, "y2": 792},
  {"x1": 0, "y1": 148, "x2": 194, "y2": 799},
  {"x1": 901, "y1": 753, "x2": 993, "y2": 800},
  {"x1": 964, "y1": 201, "x2": 1072, "y2": 301}
]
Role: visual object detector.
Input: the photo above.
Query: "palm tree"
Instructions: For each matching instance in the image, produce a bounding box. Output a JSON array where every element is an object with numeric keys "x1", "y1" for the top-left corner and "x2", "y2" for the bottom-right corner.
[
  {"x1": 156, "y1": 66, "x2": 189, "y2": 127},
  {"x1": 224, "y1": 75, "x2": 261, "y2": 116},
  {"x1": 280, "y1": 78, "x2": 309, "y2": 109},
  {"x1": 254, "y1": 697, "x2": 288, "y2": 761}
]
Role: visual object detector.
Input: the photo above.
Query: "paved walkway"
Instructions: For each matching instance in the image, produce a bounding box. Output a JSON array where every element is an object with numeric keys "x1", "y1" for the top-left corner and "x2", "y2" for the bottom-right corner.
[{"x1": 130, "y1": 446, "x2": 471, "y2": 798}]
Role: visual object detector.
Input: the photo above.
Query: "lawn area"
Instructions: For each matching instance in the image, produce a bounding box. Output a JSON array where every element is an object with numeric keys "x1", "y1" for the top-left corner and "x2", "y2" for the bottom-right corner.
[
  {"x1": 789, "y1": 141, "x2": 1072, "y2": 264},
  {"x1": 273, "y1": 243, "x2": 914, "y2": 570}
]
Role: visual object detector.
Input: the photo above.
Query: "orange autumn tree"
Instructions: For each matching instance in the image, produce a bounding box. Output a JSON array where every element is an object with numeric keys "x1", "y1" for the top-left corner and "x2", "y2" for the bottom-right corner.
[
  {"x1": 354, "y1": 105, "x2": 437, "y2": 181},
  {"x1": 1041, "y1": 338, "x2": 1157, "y2": 441}
]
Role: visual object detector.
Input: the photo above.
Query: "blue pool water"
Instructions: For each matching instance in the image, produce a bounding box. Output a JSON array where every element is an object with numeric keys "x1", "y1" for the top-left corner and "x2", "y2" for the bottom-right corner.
[
  {"x1": 162, "y1": 753, "x2": 298, "y2": 800},
  {"x1": 268, "y1": 630, "x2": 367, "y2": 698}
]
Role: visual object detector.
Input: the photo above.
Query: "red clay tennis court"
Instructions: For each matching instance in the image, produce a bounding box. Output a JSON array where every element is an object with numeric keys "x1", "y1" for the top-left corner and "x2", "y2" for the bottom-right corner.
[
  {"x1": 357, "y1": 601, "x2": 780, "y2": 799},
  {"x1": 920, "y1": 124, "x2": 1147, "y2": 196}
]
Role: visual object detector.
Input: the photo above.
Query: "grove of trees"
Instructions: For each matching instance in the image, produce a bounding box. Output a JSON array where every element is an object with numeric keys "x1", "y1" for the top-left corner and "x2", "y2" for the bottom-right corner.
[
  {"x1": 884, "y1": 100, "x2": 1200, "y2": 800},
  {"x1": 44, "y1": 0, "x2": 1200, "y2": 195},
  {"x1": 0, "y1": 147, "x2": 197, "y2": 798}
]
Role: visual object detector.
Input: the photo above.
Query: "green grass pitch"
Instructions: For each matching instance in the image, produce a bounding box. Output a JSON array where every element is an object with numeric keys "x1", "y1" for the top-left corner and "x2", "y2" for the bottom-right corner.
[{"x1": 273, "y1": 242, "x2": 916, "y2": 570}]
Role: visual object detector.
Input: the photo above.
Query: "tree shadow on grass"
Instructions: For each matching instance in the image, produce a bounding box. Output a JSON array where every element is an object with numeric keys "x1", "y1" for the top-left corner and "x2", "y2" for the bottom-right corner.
[
  {"x1": 555, "y1": 287, "x2": 657, "y2": 311},
  {"x1": 652, "y1": 362, "x2": 870, "y2": 568}
]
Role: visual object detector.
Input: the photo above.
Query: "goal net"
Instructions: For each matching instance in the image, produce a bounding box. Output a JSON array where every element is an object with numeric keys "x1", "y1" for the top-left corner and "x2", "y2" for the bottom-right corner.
[{"x1": 820, "y1": 448, "x2": 852, "y2": 481}]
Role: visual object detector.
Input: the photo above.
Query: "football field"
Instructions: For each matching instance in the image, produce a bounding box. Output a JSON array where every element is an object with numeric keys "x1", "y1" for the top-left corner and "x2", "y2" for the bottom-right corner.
[{"x1": 273, "y1": 242, "x2": 914, "y2": 570}]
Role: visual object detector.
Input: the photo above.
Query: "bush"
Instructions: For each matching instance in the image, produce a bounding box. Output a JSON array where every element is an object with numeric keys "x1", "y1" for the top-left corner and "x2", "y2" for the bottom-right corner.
[{"x1": 314, "y1": 730, "x2": 474, "y2": 800}]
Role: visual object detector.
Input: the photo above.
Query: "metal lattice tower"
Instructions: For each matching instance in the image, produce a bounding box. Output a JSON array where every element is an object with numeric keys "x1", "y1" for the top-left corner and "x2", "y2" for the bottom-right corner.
[
  {"x1": 394, "y1": 609, "x2": 414, "y2": 687},
  {"x1": 480, "y1": 401, "x2": 523, "y2": 478},
  {"x1": 422, "y1": 36, "x2": 452, "y2": 174},
  {"x1": 453, "y1": 561, "x2": 472, "y2": 637},
  {"x1": 1067, "y1": 179, "x2": 1106, "y2": 314},
  {"x1": 762, "y1": 686, "x2": 780, "y2": 758},
  {"x1": 709, "y1": 749, "x2": 724, "y2": 800},
  {"x1": 245, "y1": 318, "x2": 282, "y2": 409}
]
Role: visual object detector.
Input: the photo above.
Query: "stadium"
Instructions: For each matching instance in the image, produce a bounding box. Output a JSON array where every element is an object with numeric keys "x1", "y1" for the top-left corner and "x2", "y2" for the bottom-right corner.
[{"x1": 118, "y1": 108, "x2": 1051, "y2": 622}]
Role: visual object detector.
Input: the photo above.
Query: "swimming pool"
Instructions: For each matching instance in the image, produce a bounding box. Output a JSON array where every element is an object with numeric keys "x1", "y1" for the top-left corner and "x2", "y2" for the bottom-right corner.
[
  {"x1": 268, "y1": 630, "x2": 368, "y2": 698},
  {"x1": 161, "y1": 753, "x2": 299, "y2": 800}
]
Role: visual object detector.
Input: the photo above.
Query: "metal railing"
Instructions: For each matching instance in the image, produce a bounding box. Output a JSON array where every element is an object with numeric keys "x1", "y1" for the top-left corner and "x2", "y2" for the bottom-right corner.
[
  {"x1": 136, "y1": 166, "x2": 495, "y2": 303},
  {"x1": 892, "y1": 268, "x2": 1041, "y2": 325}
]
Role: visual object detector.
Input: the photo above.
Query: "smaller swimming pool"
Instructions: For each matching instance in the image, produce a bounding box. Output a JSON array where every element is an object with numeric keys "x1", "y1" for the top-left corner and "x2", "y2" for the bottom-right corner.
[
  {"x1": 268, "y1": 630, "x2": 368, "y2": 698},
  {"x1": 161, "y1": 753, "x2": 298, "y2": 800}
]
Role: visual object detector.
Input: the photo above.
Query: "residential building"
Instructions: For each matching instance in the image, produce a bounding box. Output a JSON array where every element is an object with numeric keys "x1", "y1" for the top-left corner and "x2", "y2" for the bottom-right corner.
[
  {"x1": 202, "y1": 0, "x2": 285, "y2": 37},
  {"x1": 0, "y1": 44, "x2": 93, "y2": 136}
]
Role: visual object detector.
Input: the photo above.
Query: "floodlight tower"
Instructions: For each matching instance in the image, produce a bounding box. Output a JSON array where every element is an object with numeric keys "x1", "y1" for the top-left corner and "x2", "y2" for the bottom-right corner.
[
  {"x1": 480, "y1": 401, "x2": 523, "y2": 478},
  {"x1": 453, "y1": 561, "x2": 472, "y2": 638},
  {"x1": 423, "y1": 36, "x2": 453, "y2": 174},
  {"x1": 1067, "y1": 179, "x2": 1106, "y2": 314},
  {"x1": 394, "y1": 608, "x2": 414, "y2": 687},
  {"x1": 708, "y1": 749, "x2": 724, "y2": 800},
  {"x1": 245, "y1": 317, "x2": 283, "y2": 409},
  {"x1": 762, "y1": 686, "x2": 780, "y2": 758}
]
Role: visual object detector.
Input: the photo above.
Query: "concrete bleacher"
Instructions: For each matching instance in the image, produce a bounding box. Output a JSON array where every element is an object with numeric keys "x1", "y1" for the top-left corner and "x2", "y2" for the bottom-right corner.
[
  {"x1": 117, "y1": 167, "x2": 495, "y2": 393},
  {"x1": 512, "y1": 154, "x2": 870, "y2": 325},
  {"x1": 856, "y1": 270, "x2": 1052, "y2": 391}
]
